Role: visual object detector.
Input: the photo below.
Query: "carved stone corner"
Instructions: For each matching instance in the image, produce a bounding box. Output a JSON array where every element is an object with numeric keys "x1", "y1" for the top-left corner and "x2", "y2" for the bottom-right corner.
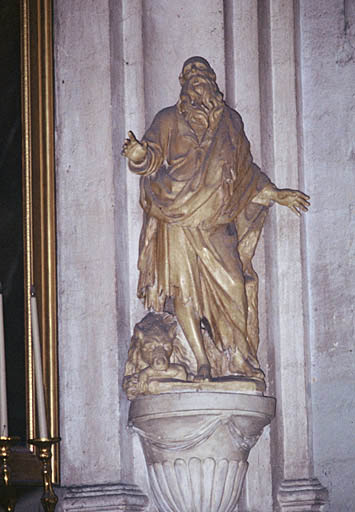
[
  {"x1": 61, "y1": 483, "x2": 149, "y2": 511},
  {"x1": 129, "y1": 391, "x2": 275, "y2": 512},
  {"x1": 277, "y1": 478, "x2": 329, "y2": 512}
]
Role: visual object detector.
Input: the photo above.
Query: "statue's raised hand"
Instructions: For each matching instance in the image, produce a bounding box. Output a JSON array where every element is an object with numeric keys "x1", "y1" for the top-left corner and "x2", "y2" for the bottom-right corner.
[
  {"x1": 121, "y1": 131, "x2": 148, "y2": 164},
  {"x1": 273, "y1": 188, "x2": 310, "y2": 217}
]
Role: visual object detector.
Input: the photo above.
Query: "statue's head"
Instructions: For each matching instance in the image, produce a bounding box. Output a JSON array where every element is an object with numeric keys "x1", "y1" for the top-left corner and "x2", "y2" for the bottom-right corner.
[
  {"x1": 179, "y1": 56, "x2": 216, "y2": 86},
  {"x1": 177, "y1": 57, "x2": 223, "y2": 125}
]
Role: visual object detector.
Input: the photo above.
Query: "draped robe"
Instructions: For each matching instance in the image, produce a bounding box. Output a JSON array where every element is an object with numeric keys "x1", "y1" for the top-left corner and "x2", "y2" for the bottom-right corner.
[{"x1": 129, "y1": 104, "x2": 271, "y2": 370}]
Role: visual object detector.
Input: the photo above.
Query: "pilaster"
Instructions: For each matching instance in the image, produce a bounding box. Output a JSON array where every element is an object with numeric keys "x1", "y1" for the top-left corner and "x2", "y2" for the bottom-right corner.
[
  {"x1": 54, "y1": 0, "x2": 147, "y2": 506},
  {"x1": 278, "y1": 479, "x2": 329, "y2": 511},
  {"x1": 54, "y1": 0, "x2": 124, "y2": 485},
  {"x1": 224, "y1": 1, "x2": 273, "y2": 509},
  {"x1": 142, "y1": 0, "x2": 225, "y2": 123},
  {"x1": 61, "y1": 484, "x2": 148, "y2": 511},
  {"x1": 258, "y1": 1, "x2": 328, "y2": 509}
]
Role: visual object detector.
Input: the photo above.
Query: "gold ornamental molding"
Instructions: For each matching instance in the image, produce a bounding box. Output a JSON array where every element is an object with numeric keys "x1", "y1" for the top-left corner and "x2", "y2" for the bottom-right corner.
[{"x1": 20, "y1": 0, "x2": 59, "y2": 484}]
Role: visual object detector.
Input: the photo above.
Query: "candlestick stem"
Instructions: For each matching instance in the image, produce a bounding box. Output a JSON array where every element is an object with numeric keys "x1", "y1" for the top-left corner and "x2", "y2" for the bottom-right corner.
[
  {"x1": 0, "y1": 436, "x2": 20, "y2": 512},
  {"x1": 0, "y1": 286, "x2": 9, "y2": 438},
  {"x1": 28, "y1": 438, "x2": 60, "y2": 512}
]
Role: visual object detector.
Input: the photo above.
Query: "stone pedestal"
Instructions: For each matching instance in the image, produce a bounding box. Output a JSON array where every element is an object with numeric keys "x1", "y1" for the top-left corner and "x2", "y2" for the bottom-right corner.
[{"x1": 129, "y1": 392, "x2": 275, "y2": 512}]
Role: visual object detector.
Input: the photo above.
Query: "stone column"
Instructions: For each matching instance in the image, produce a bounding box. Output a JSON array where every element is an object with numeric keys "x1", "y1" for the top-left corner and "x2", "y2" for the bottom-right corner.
[
  {"x1": 111, "y1": 0, "x2": 147, "y2": 334},
  {"x1": 54, "y1": 0, "x2": 147, "y2": 509},
  {"x1": 224, "y1": 1, "x2": 273, "y2": 510},
  {"x1": 258, "y1": 1, "x2": 328, "y2": 510},
  {"x1": 142, "y1": 0, "x2": 226, "y2": 123}
]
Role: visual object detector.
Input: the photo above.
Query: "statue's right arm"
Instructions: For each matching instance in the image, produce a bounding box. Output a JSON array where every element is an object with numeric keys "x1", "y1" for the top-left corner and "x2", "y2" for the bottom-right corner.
[
  {"x1": 121, "y1": 130, "x2": 148, "y2": 165},
  {"x1": 121, "y1": 108, "x2": 173, "y2": 176}
]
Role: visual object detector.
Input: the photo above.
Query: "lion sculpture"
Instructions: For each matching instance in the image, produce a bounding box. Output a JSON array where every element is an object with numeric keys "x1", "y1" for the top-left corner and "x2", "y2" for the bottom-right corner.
[{"x1": 123, "y1": 312, "x2": 188, "y2": 399}]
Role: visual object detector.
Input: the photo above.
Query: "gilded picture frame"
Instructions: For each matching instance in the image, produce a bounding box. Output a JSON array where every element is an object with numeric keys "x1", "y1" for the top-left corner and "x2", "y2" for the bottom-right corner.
[{"x1": 9, "y1": 0, "x2": 59, "y2": 484}]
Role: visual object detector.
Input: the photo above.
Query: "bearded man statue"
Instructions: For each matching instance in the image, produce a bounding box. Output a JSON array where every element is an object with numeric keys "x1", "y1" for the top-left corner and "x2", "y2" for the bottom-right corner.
[{"x1": 122, "y1": 56, "x2": 309, "y2": 382}]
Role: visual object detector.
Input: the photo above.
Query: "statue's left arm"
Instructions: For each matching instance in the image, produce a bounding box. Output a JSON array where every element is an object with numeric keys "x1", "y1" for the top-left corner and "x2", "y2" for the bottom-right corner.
[
  {"x1": 228, "y1": 108, "x2": 310, "y2": 217},
  {"x1": 252, "y1": 183, "x2": 310, "y2": 216}
]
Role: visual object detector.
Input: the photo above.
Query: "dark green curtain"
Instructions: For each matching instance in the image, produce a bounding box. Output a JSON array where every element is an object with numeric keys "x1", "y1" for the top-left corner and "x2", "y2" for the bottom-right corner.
[{"x1": 0, "y1": 0, "x2": 26, "y2": 441}]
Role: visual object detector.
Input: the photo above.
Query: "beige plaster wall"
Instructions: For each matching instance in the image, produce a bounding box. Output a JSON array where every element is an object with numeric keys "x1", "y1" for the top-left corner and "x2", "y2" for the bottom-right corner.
[
  {"x1": 299, "y1": 1, "x2": 355, "y2": 509},
  {"x1": 51, "y1": 0, "x2": 354, "y2": 510}
]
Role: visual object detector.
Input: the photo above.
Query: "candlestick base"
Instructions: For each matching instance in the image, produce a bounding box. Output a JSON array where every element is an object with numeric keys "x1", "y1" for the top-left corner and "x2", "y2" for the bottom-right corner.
[
  {"x1": 0, "y1": 436, "x2": 20, "y2": 512},
  {"x1": 28, "y1": 438, "x2": 61, "y2": 512}
]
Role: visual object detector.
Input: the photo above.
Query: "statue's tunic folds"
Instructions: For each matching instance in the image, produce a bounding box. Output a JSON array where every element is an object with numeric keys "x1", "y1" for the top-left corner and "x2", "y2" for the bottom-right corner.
[{"x1": 130, "y1": 104, "x2": 271, "y2": 366}]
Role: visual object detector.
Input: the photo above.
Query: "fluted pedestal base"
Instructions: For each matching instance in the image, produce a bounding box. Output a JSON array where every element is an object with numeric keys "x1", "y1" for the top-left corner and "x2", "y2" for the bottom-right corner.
[{"x1": 129, "y1": 391, "x2": 275, "y2": 512}]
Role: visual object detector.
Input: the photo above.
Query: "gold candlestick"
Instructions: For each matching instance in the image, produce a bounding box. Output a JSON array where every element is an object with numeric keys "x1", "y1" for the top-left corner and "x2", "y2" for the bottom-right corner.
[
  {"x1": 28, "y1": 438, "x2": 60, "y2": 512},
  {"x1": 0, "y1": 436, "x2": 20, "y2": 512}
]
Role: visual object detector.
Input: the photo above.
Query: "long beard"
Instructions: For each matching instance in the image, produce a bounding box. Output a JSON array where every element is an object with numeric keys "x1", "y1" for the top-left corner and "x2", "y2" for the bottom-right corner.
[{"x1": 177, "y1": 75, "x2": 223, "y2": 132}]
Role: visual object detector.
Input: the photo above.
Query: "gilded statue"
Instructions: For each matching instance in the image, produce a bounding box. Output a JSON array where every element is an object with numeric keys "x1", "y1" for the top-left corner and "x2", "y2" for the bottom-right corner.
[{"x1": 122, "y1": 57, "x2": 309, "y2": 388}]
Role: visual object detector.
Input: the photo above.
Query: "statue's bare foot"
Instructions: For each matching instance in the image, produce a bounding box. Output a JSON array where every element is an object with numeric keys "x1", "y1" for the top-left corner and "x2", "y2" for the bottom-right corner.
[
  {"x1": 229, "y1": 354, "x2": 264, "y2": 381},
  {"x1": 247, "y1": 367, "x2": 265, "y2": 381},
  {"x1": 195, "y1": 364, "x2": 211, "y2": 381}
]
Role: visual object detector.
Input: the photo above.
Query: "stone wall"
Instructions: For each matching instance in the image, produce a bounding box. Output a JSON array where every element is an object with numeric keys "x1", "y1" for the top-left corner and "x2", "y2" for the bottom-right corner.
[
  {"x1": 299, "y1": 1, "x2": 355, "y2": 509},
  {"x1": 51, "y1": 0, "x2": 354, "y2": 510}
]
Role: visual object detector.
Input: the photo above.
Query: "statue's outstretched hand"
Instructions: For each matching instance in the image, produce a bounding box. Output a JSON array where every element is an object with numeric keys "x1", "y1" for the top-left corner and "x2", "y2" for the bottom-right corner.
[
  {"x1": 121, "y1": 130, "x2": 148, "y2": 164},
  {"x1": 274, "y1": 188, "x2": 310, "y2": 216}
]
